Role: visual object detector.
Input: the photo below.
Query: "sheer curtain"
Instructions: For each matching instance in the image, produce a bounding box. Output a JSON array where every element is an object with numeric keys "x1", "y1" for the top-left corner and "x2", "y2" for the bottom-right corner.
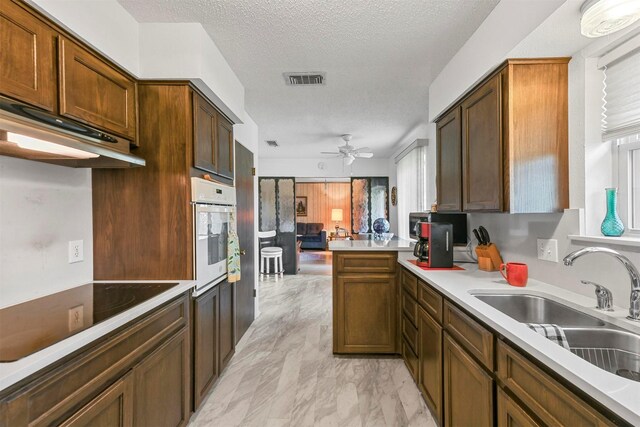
[{"x1": 397, "y1": 145, "x2": 428, "y2": 239}]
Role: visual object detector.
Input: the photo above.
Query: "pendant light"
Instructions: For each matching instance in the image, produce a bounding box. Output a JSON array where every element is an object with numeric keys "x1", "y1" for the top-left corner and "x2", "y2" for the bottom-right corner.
[{"x1": 581, "y1": 0, "x2": 640, "y2": 38}]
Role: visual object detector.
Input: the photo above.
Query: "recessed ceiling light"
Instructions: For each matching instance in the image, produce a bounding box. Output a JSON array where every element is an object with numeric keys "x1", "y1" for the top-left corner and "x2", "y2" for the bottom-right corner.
[{"x1": 581, "y1": 0, "x2": 640, "y2": 38}]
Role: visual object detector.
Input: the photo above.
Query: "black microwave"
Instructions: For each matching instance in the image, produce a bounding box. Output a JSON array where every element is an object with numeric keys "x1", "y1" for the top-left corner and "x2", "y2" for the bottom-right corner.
[{"x1": 409, "y1": 212, "x2": 468, "y2": 246}]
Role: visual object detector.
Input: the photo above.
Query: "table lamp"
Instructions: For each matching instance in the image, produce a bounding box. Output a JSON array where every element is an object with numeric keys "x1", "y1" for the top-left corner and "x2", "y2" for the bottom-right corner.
[{"x1": 331, "y1": 208, "x2": 343, "y2": 234}]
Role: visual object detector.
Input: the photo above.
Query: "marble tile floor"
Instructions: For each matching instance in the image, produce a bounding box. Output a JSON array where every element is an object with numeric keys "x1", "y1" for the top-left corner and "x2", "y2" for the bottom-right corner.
[
  {"x1": 298, "y1": 251, "x2": 333, "y2": 276},
  {"x1": 189, "y1": 274, "x2": 436, "y2": 427}
]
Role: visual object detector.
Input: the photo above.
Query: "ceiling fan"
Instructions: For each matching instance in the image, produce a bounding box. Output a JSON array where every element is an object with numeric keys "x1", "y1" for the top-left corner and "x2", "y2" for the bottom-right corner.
[{"x1": 321, "y1": 134, "x2": 374, "y2": 165}]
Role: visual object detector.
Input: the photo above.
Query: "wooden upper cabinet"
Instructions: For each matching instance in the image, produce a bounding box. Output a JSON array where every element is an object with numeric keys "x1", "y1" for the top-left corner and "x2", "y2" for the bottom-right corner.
[
  {"x1": 461, "y1": 73, "x2": 503, "y2": 212},
  {"x1": 217, "y1": 113, "x2": 234, "y2": 179},
  {"x1": 192, "y1": 92, "x2": 235, "y2": 181},
  {"x1": 58, "y1": 36, "x2": 137, "y2": 139},
  {"x1": 193, "y1": 92, "x2": 217, "y2": 174},
  {"x1": 0, "y1": 0, "x2": 56, "y2": 111},
  {"x1": 435, "y1": 58, "x2": 569, "y2": 213},
  {"x1": 436, "y1": 107, "x2": 462, "y2": 212}
]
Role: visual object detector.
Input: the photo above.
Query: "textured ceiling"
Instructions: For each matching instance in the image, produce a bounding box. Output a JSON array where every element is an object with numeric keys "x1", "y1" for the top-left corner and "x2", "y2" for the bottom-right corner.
[{"x1": 118, "y1": 0, "x2": 500, "y2": 158}]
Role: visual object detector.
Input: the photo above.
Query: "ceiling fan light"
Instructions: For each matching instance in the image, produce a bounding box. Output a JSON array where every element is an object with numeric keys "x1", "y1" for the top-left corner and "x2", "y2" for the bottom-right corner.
[
  {"x1": 581, "y1": 0, "x2": 640, "y2": 38},
  {"x1": 344, "y1": 154, "x2": 355, "y2": 166}
]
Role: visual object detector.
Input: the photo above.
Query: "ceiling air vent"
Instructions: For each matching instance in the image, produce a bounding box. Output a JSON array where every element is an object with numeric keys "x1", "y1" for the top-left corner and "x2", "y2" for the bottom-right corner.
[
  {"x1": 284, "y1": 72, "x2": 326, "y2": 86},
  {"x1": 265, "y1": 140, "x2": 279, "y2": 147}
]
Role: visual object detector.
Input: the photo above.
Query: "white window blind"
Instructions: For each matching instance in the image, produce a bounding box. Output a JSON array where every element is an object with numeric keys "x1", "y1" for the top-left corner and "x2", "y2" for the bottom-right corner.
[
  {"x1": 602, "y1": 47, "x2": 640, "y2": 141},
  {"x1": 397, "y1": 145, "x2": 428, "y2": 240}
]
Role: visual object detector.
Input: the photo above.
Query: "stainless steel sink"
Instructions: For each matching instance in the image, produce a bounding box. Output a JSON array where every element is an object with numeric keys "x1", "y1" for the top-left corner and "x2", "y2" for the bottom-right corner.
[
  {"x1": 565, "y1": 328, "x2": 640, "y2": 381},
  {"x1": 472, "y1": 293, "x2": 640, "y2": 382},
  {"x1": 473, "y1": 294, "x2": 606, "y2": 327}
]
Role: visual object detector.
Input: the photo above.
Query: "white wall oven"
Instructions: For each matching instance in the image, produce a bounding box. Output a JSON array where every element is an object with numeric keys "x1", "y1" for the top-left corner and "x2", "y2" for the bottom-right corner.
[{"x1": 192, "y1": 178, "x2": 236, "y2": 296}]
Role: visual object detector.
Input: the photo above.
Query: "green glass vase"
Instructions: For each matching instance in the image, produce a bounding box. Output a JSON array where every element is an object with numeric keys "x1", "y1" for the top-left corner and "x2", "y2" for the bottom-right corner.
[{"x1": 601, "y1": 188, "x2": 625, "y2": 237}]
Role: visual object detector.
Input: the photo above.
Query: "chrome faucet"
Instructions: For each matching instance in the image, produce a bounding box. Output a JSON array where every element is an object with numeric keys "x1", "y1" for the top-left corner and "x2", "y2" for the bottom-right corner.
[
  {"x1": 580, "y1": 280, "x2": 613, "y2": 311},
  {"x1": 563, "y1": 247, "x2": 640, "y2": 321}
]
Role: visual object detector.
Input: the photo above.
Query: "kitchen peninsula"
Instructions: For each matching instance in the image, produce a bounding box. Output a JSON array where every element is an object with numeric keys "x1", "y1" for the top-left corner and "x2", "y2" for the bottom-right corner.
[{"x1": 329, "y1": 240, "x2": 640, "y2": 426}]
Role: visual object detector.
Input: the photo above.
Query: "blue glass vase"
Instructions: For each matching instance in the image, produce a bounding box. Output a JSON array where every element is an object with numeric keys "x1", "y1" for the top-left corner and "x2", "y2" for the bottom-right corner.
[{"x1": 601, "y1": 188, "x2": 625, "y2": 237}]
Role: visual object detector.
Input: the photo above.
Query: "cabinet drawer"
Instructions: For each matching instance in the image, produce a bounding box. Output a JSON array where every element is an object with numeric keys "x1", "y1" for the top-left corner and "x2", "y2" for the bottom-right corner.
[
  {"x1": 401, "y1": 269, "x2": 418, "y2": 299},
  {"x1": 497, "y1": 388, "x2": 541, "y2": 427},
  {"x1": 0, "y1": 294, "x2": 189, "y2": 426},
  {"x1": 402, "y1": 340, "x2": 419, "y2": 382},
  {"x1": 443, "y1": 301, "x2": 494, "y2": 370},
  {"x1": 497, "y1": 341, "x2": 614, "y2": 427},
  {"x1": 402, "y1": 315, "x2": 418, "y2": 354},
  {"x1": 335, "y1": 252, "x2": 397, "y2": 275},
  {"x1": 418, "y1": 280, "x2": 443, "y2": 324},
  {"x1": 402, "y1": 291, "x2": 418, "y2": 327}
]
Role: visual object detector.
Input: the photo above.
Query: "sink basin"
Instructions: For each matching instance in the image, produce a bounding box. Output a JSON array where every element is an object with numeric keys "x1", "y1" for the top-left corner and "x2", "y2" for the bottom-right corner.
[
  {"x1": 565, "y1": 328, "x2": 640, "y2": 382},
  {"x1": 473, "y1": 294, "x2": 606, "y2": 327}
]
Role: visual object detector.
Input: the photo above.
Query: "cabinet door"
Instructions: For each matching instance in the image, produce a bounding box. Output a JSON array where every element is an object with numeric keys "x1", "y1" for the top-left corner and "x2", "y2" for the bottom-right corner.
[
  {"x1": 219, "y1": 280, "x2": 235, "y2": 370},
  {"x1": 497, "y1": 388, "x2": 541, "y2": 427},
  {"x1": 193, "y1": 93, "x2": 217, "y2": 174},
  {"x1": 334, "y1": 274, "x2": 397, "y2": 354},
  {"x1": 60, "y1": 372, "x2": 134, "y2": 427},
  {"x1": 216, "y1": 113, "x2": 234, "y2": 179},
  {"x1": 193, "y1": 286, "x2": 219, "y2": 410},
  {"x1": 436, "y1": 107, "x2": 462, "y2": 212},
  {"x1": 443, "y1": 332, "x2": 493, "y2": 427},
  {"x1": 58, "y1": 36, "x2": 137, "y2": 139},
  {"x1": 461, "y1": 73, "x2": 503, "y2": 211},
  {"x1": 0, "y1": 0, "x2": 56, "y2": 111},
  {"x1": 418, "y1": 307, "x2": 443, "y2": 425},
  {"x1": 133, "y1": 328, "x2": 190, "y2": 427}
]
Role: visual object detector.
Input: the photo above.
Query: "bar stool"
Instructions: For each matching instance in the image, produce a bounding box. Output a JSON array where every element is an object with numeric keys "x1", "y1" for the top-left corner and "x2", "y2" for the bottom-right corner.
[{"x1": 258, "y1": 230, "x2": 284, "y2": 279}]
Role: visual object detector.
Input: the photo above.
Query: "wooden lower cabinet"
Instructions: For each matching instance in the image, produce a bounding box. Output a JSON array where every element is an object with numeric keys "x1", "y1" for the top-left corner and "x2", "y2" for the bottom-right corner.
[
  {"x1": 443, "y1": 332, "x2": 493, "y2": 427},
  {"x1": 60, "y1": 372, "x2": 134, "y2": 427},
  {"x1": 0, "y1": 294, "x2": 191, "y2": 427},
  {"x1": 497, "y1": 388, "x2": 541, "y2": 427},
  {"x1": 334, "y1": 273, "x2": 397, "y2": 354},
  {"x1": 133, "y1": 327, "x2": 190, "y2": 427},
  {"x1": 193, "y1": 286, "x2": 219, "y2": 410},
  {"x1": 219, "y1": 280, "x2": 235, "y2": 370},
  {"x1": 418, "y1": 307, "x2": 442, "y2": 425}
]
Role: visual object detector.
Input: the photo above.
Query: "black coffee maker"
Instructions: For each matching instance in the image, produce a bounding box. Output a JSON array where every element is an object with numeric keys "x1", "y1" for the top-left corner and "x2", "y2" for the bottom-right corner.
[{"x1": 413, "y1": 221, "x2": 453, "y2": 268}]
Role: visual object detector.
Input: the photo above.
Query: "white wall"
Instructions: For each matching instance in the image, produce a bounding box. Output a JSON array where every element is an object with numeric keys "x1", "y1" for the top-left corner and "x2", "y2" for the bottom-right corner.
[
  {"x1": 0, "y1": 157, "x2": 93, "y2": 308},
  {"x1": 259, "y1": 157, "x2": 390, "y2": 178},
  {"x1": 29, "y1": 0, "x2": 140, "y2": 74}
]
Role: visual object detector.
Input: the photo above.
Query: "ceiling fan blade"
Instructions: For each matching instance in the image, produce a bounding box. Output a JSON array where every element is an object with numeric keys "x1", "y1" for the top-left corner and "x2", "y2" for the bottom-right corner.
[
  {"x1": 354, "y1": 147, "x2": 371, "y2": 152},
  {"x1": 321, "y1": 152, "x2": 342, "y2": 155},
  {"x1": 355, "y1": 152, "x2": 373, "y2": 158}
]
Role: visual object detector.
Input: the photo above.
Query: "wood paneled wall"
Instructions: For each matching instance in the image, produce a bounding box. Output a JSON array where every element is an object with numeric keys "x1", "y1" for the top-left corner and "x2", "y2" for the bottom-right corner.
[{"x1": 295, "y1": 182, "x2": 351, "y2": 232}]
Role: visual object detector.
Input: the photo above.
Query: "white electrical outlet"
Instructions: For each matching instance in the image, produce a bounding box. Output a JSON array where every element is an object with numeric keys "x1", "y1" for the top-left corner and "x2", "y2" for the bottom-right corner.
[
  {"x1": 537, "y1": 238, "x2": 559, "y2": 262},
  {"x1": 68, "y1": 305, "x2": 84, "y2": 332},
  {"x1": 68, "y1": 240, "x2": 83, "y2": 263}
]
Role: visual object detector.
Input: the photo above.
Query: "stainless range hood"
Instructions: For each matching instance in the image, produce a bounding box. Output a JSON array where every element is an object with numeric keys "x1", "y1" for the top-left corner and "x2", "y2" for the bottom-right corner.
[{"x1": 0, "y1": 96, "x2": 145, "y2": 168}]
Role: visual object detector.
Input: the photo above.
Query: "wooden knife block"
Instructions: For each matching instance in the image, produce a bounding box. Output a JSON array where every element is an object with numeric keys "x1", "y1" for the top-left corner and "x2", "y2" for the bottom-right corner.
[{"x1": 475, "y1": 244, "x2": 503, "y2": 272}]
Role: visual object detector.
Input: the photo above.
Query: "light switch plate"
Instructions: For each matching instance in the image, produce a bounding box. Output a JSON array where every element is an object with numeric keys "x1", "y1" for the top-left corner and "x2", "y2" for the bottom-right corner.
[
  {"x1": 537, "y1": 238, "x2": 558, "y2": 262},
  {"x1": 68, "y1": 240, "x2": 84, "y2": 263}
]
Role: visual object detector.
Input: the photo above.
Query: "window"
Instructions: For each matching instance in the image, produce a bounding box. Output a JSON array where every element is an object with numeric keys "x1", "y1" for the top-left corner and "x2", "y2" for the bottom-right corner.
[
  {"x1": 396, "y1": 144, "x2": 428, "y2": 240},
  {"x1": 602, "y1": 39, "x2": 640, "y2": 233},
  {"x1": 617, "y1": 133, "x2": 640, "y2": 232}
]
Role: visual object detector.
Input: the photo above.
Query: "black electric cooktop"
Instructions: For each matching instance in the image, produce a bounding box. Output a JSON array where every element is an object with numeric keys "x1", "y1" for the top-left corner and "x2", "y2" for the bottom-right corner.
[{"x1": 0, "y1": 282, "x2": 179, "y2": 362}]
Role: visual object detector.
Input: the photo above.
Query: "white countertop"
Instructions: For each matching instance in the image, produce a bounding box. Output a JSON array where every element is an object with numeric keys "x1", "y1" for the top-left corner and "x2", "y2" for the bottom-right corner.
[
  {"x1": 396, "y1": 252, "x2": 640, "y2": 425},
  {"x1": 0, "y1": 280, "x2": 195, "y2": 393},
  {"x1": 329, "y1": 237, "x2": 414, "y2": 251}
]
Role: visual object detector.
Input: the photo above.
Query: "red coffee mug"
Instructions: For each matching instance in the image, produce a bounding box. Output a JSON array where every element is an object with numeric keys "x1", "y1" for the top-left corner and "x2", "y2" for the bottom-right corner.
[{"x1": 500, "y1": 262, "x2": 528, "y2": 287}]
